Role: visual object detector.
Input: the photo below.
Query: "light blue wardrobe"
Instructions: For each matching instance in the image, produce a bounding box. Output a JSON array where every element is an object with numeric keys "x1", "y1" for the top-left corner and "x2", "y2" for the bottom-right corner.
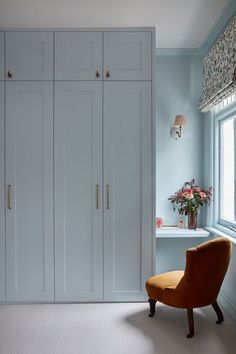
[{"x1": 1, "y1": 29, "x2": 155, "y2": 302}]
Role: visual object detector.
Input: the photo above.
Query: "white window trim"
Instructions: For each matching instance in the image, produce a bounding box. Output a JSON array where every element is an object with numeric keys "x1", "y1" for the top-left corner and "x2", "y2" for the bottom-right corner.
[
  {"x1": 213, "y1": 102, "x2": 236, "y2": 238},
  {"x1": 205, "y1": 226, "x2": 236, "y2": 244}
]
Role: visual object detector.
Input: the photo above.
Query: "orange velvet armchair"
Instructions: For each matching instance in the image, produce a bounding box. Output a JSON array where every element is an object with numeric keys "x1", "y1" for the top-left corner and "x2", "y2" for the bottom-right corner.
[{"x1": 146, "y1": 237, "x2": 232, "y2": 338}]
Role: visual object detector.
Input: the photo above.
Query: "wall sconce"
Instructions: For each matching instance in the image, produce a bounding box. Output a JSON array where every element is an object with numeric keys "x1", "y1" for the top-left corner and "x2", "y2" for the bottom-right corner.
[{"x1": 170, "y1": 115, "x2": 187, "y2": 139}]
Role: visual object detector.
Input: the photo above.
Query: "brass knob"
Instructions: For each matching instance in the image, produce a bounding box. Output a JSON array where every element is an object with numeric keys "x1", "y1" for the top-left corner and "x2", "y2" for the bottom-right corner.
[
  {"x1": 96, "y1": 70, "x2": 100, "y2": 78},
  {"x1": 106, "y1": 71, "x2": 111, "y2": 79},
  {"x1": 7, "y1": 71, "x2": 12, "y2": 79}
]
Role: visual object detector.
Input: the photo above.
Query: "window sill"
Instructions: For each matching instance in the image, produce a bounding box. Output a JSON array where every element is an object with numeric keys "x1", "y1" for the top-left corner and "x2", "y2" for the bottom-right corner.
[
  {"x1": 205, "y1": 226, "x2": 236, "y2": 244},
  {"x1": 156, "y1": 227, "x2": 210, "y2": 238}
]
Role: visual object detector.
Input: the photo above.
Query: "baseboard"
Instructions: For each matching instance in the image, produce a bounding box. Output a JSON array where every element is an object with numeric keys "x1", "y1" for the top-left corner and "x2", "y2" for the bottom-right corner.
[{"x1": 218, "y1": 289, "x2": 236, "y2": 323}]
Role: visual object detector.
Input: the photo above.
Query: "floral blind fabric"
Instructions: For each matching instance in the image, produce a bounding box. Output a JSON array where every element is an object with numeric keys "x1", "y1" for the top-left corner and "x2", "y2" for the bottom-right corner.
[{"x1": 199, "y1": 15, "x2": 236, "y2": 112}]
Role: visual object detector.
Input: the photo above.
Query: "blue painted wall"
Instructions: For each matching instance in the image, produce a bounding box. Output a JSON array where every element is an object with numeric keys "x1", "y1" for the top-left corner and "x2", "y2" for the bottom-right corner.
[
  {"x1": 156, "y1": 54, "x2": 204, "y2": 227},
  {"x1": 155, "y1": 54, "x2": 213, "y2": 274}
]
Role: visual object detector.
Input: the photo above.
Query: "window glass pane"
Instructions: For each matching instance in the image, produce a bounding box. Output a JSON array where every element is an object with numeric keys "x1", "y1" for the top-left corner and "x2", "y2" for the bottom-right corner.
[{"x1": 220, "y1": 118, "x2": 235, "y2": 222}]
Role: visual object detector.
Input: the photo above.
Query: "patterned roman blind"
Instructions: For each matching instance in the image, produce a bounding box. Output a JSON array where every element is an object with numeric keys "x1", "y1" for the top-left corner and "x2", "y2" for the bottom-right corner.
[{"x1": 199, "y1": 15, "x2": 236, "y2": 112}]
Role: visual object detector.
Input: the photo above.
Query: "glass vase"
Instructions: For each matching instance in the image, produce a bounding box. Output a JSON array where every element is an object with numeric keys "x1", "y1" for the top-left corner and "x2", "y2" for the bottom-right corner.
[{"x1": 188, "y1": 212, "x2": 197, "y2": 229}]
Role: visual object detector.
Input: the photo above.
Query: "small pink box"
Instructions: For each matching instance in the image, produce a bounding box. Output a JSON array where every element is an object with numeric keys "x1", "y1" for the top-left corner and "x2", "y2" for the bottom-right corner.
[{"x1": 156, "y1": 217, "x2": 163, "y2": 229}]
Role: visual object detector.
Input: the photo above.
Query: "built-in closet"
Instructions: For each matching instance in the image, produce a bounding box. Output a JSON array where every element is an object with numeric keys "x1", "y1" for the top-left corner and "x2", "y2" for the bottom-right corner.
[{"x1": 0, "y1": 28, "x2": 155, "y2": 302}]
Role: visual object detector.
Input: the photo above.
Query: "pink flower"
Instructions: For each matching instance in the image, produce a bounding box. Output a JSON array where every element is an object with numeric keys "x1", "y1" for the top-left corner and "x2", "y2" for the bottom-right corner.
[
  {"x1": 193, "y1": 186, "x2": 200, "y2": 193},
  {"x1": 199, "y1": 192, "x2": 206, "y2": 199},
  {"x1": 182, "y1": 191, "x2": 193, "y2": 199},
  {"x1": 185, "y1": 189, "x2": 193, "y2": 194}
]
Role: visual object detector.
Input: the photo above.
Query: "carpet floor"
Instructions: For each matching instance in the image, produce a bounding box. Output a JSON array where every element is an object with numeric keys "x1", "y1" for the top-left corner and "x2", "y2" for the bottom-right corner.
[{"x1": 0, "y1": 302, "x2": 235, "y2": 354}]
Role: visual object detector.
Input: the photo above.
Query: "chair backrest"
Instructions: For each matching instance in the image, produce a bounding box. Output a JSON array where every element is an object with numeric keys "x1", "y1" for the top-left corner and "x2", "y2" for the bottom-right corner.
[{"x1": 178, "y1": 237, "x2": 232, "y2": 307}]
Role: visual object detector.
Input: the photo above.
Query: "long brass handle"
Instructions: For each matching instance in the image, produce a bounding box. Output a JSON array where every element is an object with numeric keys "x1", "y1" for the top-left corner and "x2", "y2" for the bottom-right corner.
[
  {"x1": 106, "y1": 184, "x2": 110, "y2": 210},
  {"x1": 96, "y1": 184, "x2": 99, "y2": 209},
  {"x1": 8, "y1": 185, "x2": 12, "y2": 210}
]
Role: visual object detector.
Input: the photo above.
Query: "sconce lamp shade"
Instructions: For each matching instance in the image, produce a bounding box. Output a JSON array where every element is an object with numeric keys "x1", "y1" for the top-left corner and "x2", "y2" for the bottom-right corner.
[
  {"x1": 173, "y1": 115, "x2": 187, "y2": 127},
  {"x1": 170, "y1": 115, "x2": 187, "y2": 139}
]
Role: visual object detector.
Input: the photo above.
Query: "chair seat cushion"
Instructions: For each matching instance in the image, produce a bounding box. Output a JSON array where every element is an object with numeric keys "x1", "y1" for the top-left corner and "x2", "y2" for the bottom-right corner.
[{"x1": 146, "y1": 271, "x2": 184, "y2": 305}]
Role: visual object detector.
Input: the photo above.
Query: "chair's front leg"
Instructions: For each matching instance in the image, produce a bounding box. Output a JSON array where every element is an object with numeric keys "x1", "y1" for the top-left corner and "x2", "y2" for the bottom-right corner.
[
  {"x1": 187, "y1": 308, "x2": 194, "y2": 338},
  {"x1": 148, "y1": 298, "x2": 157, "y2": 317}
]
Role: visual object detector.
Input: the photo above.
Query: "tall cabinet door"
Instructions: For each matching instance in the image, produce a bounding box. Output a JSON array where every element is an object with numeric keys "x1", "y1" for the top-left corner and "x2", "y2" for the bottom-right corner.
[
  {"x1": 6, "y1": 82, "x2": 54, "y2": 301},
  {"x1": 0, "y1": 32, "x2": 4, "y2": 80},
  {"x1": 55, "y1": 82, "x2": 103, "y2": 302},
  {"x1": 104, "y1": 81, "x2": 153, "y2": 301},
  {"x1": 0, "y1": 82, "x2": 4, "y2": 302}
]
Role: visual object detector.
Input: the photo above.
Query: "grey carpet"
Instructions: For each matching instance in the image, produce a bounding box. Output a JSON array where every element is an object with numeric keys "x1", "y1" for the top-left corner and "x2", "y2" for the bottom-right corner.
[{"x1": 0, "y1": 303, "x2": 235, "y2": 354}]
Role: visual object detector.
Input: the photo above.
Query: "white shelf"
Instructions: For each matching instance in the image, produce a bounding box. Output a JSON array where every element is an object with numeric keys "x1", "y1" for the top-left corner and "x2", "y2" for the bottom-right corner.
[{"x1": 156, "y1": 227, "x2": 210, "y2": 238}]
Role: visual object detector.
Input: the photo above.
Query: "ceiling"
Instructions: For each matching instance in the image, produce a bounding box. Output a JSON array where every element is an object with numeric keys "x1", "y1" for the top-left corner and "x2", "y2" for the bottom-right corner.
[{"x1": 0, "y1": 0, "x2": 229, "y2": 48}]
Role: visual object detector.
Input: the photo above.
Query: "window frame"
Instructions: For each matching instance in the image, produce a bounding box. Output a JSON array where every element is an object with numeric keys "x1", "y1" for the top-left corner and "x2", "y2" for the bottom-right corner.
[{"x1": 213, "y1": 102, "x2": 236, "y2": 237}]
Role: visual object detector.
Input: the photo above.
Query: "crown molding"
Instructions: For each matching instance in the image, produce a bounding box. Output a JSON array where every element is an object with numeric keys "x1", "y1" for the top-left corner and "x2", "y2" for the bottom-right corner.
[{"x1": 156, "y1": 48, "x2": 201, "y2": 57}]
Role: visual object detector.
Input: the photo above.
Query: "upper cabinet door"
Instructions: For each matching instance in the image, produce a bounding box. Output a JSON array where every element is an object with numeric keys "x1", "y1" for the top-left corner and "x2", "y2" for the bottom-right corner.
[
  {"x1": 55, "y1": 32, "x2": 102, "y2": 80},
  {"x1": 5, "y1": 32, "x2": 53, "y2": 80},
  {"x1": 104, "y1": 32, "x2": 151, "y2": 80},
  {"x1": 0, "y1": 33, "x2": 4, "y2": 80}
]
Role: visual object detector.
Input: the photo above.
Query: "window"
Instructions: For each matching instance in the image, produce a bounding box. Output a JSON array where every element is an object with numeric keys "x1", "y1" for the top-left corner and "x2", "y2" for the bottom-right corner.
[
  {"x1": 219, "y1": 116, "x2": 236, "y2": 227},
  {"x1": 215, "y1": 94, "x2": 236, "y2": 233}
]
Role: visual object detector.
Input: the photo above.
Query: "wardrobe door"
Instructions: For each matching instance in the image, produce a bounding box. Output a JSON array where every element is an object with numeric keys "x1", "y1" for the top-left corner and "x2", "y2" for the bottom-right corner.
[
  {"x1": 55, "y1": 32, "x2": 102, "y2": 80},
  {"x1": 0, "y1": 33, "x2": 4, "y2": 80},
  {"x1": 104, "y1": 81, "x2": 153, "y2": 301},
  {"x1": 5, "y1": 32, "x2": 53, "y2": 80},
  {"x1": 6, "y1": 82, "x2": 54, "y2": 301},
  {"x1": 0, "y1": 82, "x2": 4, "y2": 301},
  {"x1": 103, "y1": 32, "x2": 151, "y2": 80},
  {"x1": 55, "y1": 82, "x2": 103, "y2": 301}
]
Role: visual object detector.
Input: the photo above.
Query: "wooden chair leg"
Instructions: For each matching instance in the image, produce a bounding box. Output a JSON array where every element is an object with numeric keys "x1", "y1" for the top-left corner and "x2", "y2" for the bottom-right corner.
[
  {"x1": 148, "y1": 298, "x2": 157, "y2": 317},
  {"x1": 187, "y1": 309, "x2": 194, "y2": 338},
  {"x1": 212, "y1": 301, "x2": 224, "y2": 324}
]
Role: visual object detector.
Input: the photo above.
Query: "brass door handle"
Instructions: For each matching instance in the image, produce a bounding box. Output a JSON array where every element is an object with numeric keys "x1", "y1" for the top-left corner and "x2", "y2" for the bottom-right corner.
[
  {"x1": 96, "y1": 184, "x2": 99, "y2": 209},
  {"x1": 96, "y1": 70, "x2": 100, "y2": 78},
  {"x1": 8, "y1": 185, "x2": 12, "y2": 209},
  {"x1": 7, "y1": 71, "x2": 13, "y2": 79},
  {"x1": 105, "y1": 71, "x2": 111, "y2": 79},
  {"x1": 106, "y1": 184, "x2": 110, "y2": 209}
]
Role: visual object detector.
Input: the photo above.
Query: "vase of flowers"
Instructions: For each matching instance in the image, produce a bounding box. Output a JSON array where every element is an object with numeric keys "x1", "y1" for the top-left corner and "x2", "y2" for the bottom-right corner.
[{"x1": 168, "y1": 179, "x2": 212, "y2": 229}]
